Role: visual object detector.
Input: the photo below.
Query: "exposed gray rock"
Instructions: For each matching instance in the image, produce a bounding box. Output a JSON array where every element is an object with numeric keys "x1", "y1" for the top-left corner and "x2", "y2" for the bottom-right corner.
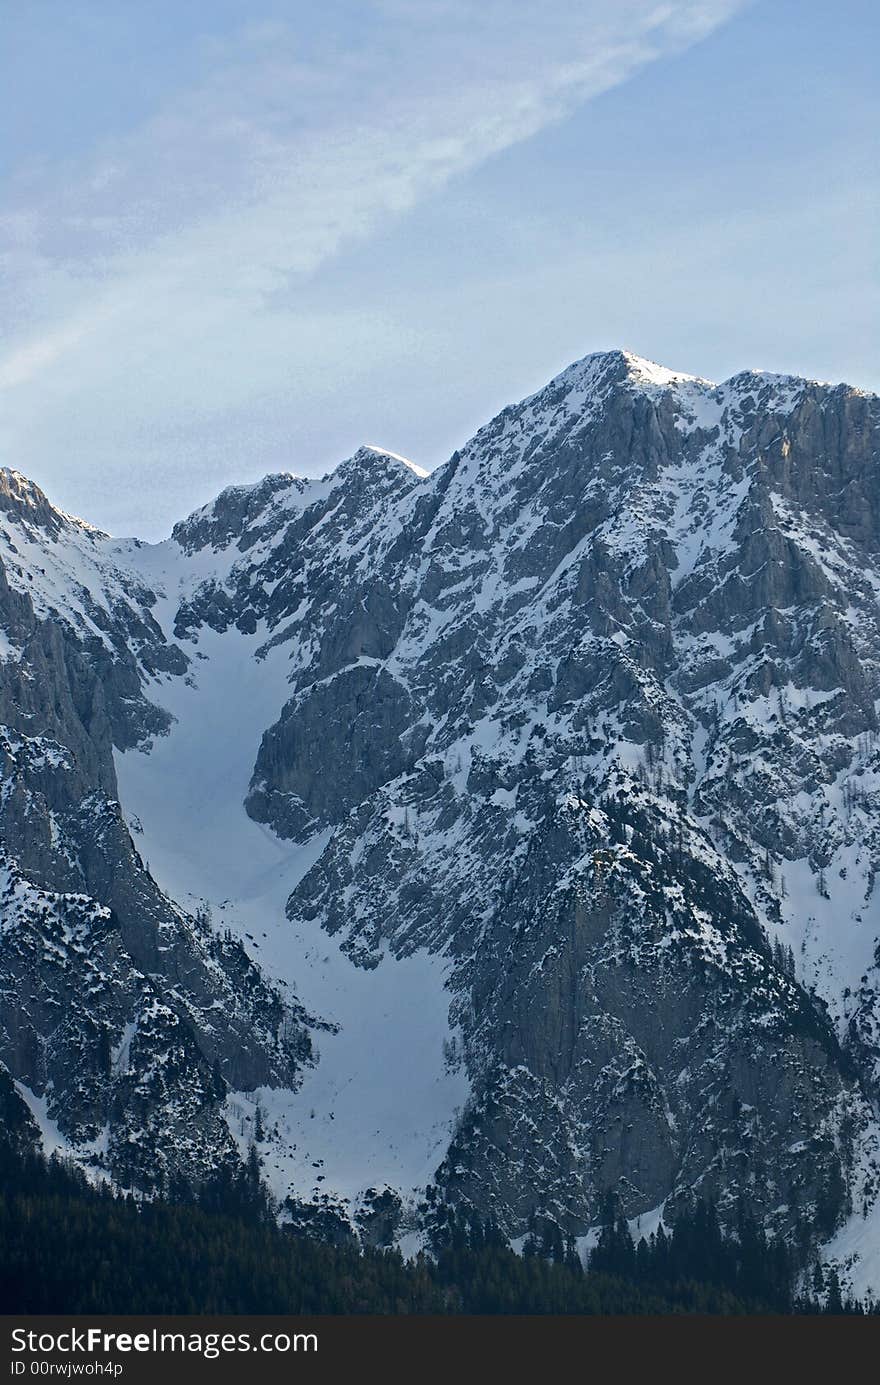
[
  {"x1": 0, "y1": 483, "x2": 315, "y2": 1192},
  {"x1": 2, "y1": 354, "x2": 880, "y2": 1262}
]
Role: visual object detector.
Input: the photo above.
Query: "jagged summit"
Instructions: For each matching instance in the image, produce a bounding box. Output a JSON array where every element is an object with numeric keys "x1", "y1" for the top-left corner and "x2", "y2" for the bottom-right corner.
[
  {"x1": 617, "y1": 348, "x2": 708, "y2": 387},
  {"x1": 171, "y1": 471, "x2": 306, "y2": 553},
  {"x1": 359, "y1": 444, "x2": 429, "y2": 478},
  {"x1": 523, "y1": 348, "x2": 869, "y2": 421},
  {"x1": 0, "y1": 466, "x2": 104, "y2": 540},
  {"x1": 4, "y1": 352, "x2": 875, "y2": 554},
  {"x1": 520, "y1": 347, "x2": 709, "y2": 405},
  {"x1": 331, "y1": 443, "x2": 428, "y2": 486},
  {"x1": 167, "y1": 447, "x2": 426, "y2": 557}
]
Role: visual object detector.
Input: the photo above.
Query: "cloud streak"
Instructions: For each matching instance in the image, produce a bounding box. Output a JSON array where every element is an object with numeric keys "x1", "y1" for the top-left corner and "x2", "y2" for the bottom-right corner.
[{"x1": 1, "y1": 1, "x2": 751, "y2": 530}]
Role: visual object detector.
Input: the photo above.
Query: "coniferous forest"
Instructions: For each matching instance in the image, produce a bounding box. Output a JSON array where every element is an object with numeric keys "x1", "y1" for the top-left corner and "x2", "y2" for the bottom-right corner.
[{"x1": 0, "y1": 1128, "x2": 872, "y2": 1316}]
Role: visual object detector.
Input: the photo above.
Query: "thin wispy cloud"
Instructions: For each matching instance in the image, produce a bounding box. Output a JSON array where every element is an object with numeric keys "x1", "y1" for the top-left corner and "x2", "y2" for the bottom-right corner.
[{"x1": 0, "y1": 2, "x2": 750, "y2": 532}]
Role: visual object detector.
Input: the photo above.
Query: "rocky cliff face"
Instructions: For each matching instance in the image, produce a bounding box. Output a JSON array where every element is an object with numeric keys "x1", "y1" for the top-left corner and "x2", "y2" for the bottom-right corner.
[
  {"x1": 0, "y1": 473, "x2": 313, "y2": 1192},
  {"x1": 2, "y1": 352, "x2": 880, "y2": 1282}
]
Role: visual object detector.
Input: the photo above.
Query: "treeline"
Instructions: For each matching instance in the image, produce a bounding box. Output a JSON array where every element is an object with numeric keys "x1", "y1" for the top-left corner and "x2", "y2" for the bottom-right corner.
[
  {"x1": 0, "y1": 1140, "x2": 872, "y2": 1314},
  {"x1": 426, "y1": 1195, "x2": 871, "y2": 1314}
]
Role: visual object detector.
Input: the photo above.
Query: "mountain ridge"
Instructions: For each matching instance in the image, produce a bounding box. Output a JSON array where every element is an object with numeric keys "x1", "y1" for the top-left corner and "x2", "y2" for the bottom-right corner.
[{"x1": 2, "y1": 349, "x2": 880, "y2": 1290}]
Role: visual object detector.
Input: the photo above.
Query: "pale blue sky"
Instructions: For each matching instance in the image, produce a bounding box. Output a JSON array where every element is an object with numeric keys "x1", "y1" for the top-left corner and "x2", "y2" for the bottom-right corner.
[{"x1": 1, "y1": 1, "x2": 877, "y2": 537}]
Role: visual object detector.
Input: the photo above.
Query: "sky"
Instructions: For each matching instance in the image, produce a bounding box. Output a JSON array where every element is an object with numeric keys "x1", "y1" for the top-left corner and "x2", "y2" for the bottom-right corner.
[{"x1": 1, "y1": 0, "x2": 877, "y2": 538}]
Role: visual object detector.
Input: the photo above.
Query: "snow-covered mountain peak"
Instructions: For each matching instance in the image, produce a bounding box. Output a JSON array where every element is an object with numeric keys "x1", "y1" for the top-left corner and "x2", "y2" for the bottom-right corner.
[
  {"x1": 530, "y1": 347, "x2": 711, "y2": 402},
  {"x1": 359, "y1": 444, "x2": 429, "y2": 479},
  {"x1": 724, "y1": 366, "x2": 828, "y2": 392},
  {"x1": 0, "y1": 467, "x2": 103, "y2": 541},
  {"x1": 493, "y1": 349, "x2": 861, "y2": 454},
  {"x1": 4, "y1": 351, "x2": 880, "y2": 1288},
  {"x1": 170, "y1": 472, "x2": 309, "y2": 555},
  {"x1": 617, "y1": 348, "x2": 710, "y2": 390},
  {"x1": 330, "y1": 444, "x2": 429, "y2": 493},
  {"x1": 442, "y1": 349, "x2": 727, "y2": 499},
  {"x1": 169, "y1": 446, "x2": 426, "y2": 562}
]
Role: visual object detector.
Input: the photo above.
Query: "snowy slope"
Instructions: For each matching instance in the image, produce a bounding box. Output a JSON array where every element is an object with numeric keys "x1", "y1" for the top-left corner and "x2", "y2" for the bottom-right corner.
[{"x1": 113, "y1": 610, "x2": 470, "y2": 1218}]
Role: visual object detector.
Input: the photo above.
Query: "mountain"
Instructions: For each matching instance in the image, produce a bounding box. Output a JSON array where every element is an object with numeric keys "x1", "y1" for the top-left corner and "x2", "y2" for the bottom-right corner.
[{"x1": 2, "y1": 349, "x2": 880, "y2": 1290}]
